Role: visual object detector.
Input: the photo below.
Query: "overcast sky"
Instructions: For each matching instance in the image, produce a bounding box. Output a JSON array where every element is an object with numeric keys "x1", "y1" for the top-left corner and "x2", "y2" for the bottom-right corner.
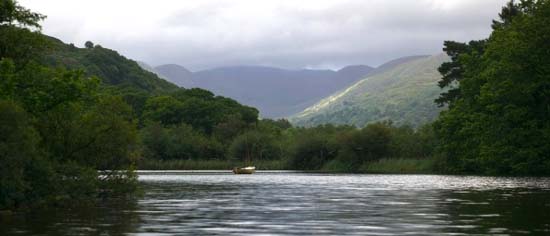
[{"x1": 20, "y1": 0, "x2": 508, "y2": 71}]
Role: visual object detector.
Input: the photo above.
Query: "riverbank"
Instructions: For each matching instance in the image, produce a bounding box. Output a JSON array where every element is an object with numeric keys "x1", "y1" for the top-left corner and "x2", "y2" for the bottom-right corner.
[
  {"x1": 136, "y1": 158, "x2": 438, "y2": 174},
  {"x1": 359, "y1": 158, "x2": 437, "y2": 174},
  {"x1": 136, "y1": 159, "x2": 288, "y2": 170}
]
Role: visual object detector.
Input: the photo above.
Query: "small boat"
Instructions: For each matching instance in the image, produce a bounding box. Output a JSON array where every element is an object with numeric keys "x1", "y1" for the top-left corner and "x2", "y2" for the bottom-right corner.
[
  {"x1": 233, "y1": 166, "x2": 256, "y2": 174},
  {"x1": 234, "y1": 139, "x2": 256, "y2": 174}
]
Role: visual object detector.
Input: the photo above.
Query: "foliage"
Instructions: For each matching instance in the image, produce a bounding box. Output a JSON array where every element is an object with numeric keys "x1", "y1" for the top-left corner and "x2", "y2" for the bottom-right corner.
[
  {"x1": 142, "y1": 88, "x2": 258, "y2": 133},
  {"x1": 0, "y1": 58, "x2": 140, "y2": 209},
  {"x1": 287, "y1": 125, "x2": 349, "y2": 170},
  {"x1": 5, "y1": 0, "x2": 548, "y2": 213},
  {"x1": 435, "y1": 40, "x2": 486, "y2": 106},
  {"x1": 41, "y1": 37, "x2": 178, "y2": 94},
  {"x1": 339, "y1": 123, "x2": 393, "y2": 164},
  {"x1": 0, "y1": 100, "x2": 43, "y2": 209},
  {"x1": 137, "y1": 158, "x2": 287, "y2": 170},
  {"x1": 434, "y1": 0, "x2": 550, "y2": 175},
  {"x1": 359, "y1": 158, "x2": 437, "y2": 174},
  {"x1": 141, "y1": 122, "x2": 224, "y2": 161},
  {"x1": 85, "y1": 41, "x2": 94, "y2": 49},
  {"x1": 0, "y1": 0, "x2": 45, "y2": 28},
  {"x1": 0, "y1": 1, "x2": 139, "y2": 210},
  {"x1": 229, "y1": 130, "x2": 280, "y2": 163},
  {"x1": 284, "y1": 122, "x2": 439, "y2": 172}
]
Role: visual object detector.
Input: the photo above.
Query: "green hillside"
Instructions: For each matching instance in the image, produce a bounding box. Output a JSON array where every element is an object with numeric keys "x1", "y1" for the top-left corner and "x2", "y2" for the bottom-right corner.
[
  {"x1": 41, "y1": 37, "x2": 178, "y2": 94},
  {"x1": 0, "y1": 0, "x2": 265, "y2": 210},
  {"x1": 291, "y1": 54, "x2": 449, "y2": 127}
]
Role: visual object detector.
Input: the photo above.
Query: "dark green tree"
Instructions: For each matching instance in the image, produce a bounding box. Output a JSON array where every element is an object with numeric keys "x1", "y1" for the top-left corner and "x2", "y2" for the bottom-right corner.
[
  {"x1": 85, "y1": 41, "x2": 94, "y2": 49},
  {"x1": 434, "y1": 0, "x2": 550, "y2": 175},
  {"x1": 0, "y1": 100, "x2": 42, "y2": 209},
  {"x1": 229, "y1": 130, "x2": 280, "y2": 163},
  {"x1": 0, "y1": 0, "x2": 45, "y2": 28},
  {"x1": 1, "y1": 0, "x2": 140, "y2": 209}
]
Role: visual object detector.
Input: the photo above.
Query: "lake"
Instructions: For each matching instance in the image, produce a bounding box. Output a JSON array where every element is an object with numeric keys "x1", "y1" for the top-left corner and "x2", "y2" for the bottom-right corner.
[{"x1": 1, "y1": 171, "x2": 550, "y2": 235}]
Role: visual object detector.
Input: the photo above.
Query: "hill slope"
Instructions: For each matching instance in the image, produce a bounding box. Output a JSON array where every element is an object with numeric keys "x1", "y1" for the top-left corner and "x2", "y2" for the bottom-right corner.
[
  {"x1": 155, "y1": 64, "x2": 194, "y2": 87},
  {"x1": 290, "y1": 54, "x2": 449, "y2": 127},
  {"x1": 42, "y1": 37, "x2": 178, "y2": 94},
  {"x1": 193, "y1": 66, "x2": 371, "y2": 118}
]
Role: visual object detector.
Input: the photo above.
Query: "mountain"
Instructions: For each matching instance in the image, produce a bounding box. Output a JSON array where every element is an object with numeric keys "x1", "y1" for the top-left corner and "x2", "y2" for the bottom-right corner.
[
  {"x1": 154, "y1": 64, "x2": 194, "y2": 87},
  {"x1": 290, "y1": 54, "x2": 449, "y2": 128},
  {"x1": 149, "y1": 64, "x2": 374, "y2": 118},
  {"x1": 136, "y1": 61, "x2": 156, "y2": 74},
  {"x1": 42, "y1": 37, "x2": 178, "y2": 94},
  {"x1": 192, "y1": 66, "x2": 357, "y2": 118},
  {"x1": 137, "y1": 61, "x2": 167, "y2": 79},
  {"x1": 370, "y1": 55, "x2": 429, "y2": 73},
  {"x1": 336, "y1": 65, "x2": 376, "y2": 84}
]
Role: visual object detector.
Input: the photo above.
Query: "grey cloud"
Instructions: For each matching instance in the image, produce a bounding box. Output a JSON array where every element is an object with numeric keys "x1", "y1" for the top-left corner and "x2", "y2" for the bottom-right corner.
[{"x1": 94, "y1": 0, "x2": 508, "y2": 70}]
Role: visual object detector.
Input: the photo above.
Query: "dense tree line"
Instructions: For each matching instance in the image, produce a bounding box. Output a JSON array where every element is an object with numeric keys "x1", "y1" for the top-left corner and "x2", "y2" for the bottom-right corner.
[
  {"x1": 0, "y1": 0, "x2": 140, "y2": 209},
  {"x1": 2, "y1": 0, "x2": 548, "y2": 211},
  {"x1": 138, "y1": 0, "x2": 550, "y2": 176},
  {"x1": 434, "y1": 0, "x2": 550, "y2": 175},
  {"x1": 0, "y1": 0, "x2": 259, "y2": 210},
  {"x1": 284, "y1": 122, "x2": 435, "y2": 171}
]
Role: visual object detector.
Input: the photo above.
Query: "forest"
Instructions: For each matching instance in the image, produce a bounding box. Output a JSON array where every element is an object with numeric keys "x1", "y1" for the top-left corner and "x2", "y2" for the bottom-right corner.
[{"x1": 1, "y1": 0, "x2": 549, "y2": 211}]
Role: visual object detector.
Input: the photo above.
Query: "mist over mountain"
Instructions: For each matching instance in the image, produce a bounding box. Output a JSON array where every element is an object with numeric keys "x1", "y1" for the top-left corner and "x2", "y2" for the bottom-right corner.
[
  {"x1": 147, "y1": 64, "x2": 378, "y2": 118},
  {"x1": 155, "y1": 64, "x2": 195, "y2": 87},
  {"x1": 141, "y1": 55, "x2": 433, "y2": 119}
]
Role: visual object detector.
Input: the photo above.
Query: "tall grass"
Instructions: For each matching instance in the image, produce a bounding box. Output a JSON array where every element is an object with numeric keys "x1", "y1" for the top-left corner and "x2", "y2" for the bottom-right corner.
[
  {"x1": 136, "y1": 157, "x2": 437, "y2": 173},
  {"x1": 320, "y1": 159, "x2": 355, "y2": 172},
  {"x1": 360, "y1": 158, "x2": 436, "y2": 174},
  {"x1": 136, "y1": 159, "x2": 288, "y2": 170}
]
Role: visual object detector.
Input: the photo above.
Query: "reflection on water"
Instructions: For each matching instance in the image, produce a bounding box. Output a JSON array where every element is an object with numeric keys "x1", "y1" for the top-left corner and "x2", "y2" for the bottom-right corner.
[
  {"x1": 2, "y1": 171, "x2": 550, "y2": 235},
  {"x1": 0, "y1": 198, "x2": 139, "y2": 235}
]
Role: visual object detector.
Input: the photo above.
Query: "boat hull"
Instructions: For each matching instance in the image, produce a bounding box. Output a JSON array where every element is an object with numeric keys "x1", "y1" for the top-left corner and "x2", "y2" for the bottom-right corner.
[{"x1": 233, "y1": 166, "x2": 256, "y2": 174}]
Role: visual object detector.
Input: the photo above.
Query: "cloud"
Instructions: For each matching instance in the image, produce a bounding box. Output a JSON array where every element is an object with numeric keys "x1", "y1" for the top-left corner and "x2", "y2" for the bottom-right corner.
[{"x1": 20, "y1": 0, "x2": 508, "y2": 70}]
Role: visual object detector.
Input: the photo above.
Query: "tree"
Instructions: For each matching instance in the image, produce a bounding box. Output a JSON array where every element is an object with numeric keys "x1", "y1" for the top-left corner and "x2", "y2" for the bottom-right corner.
[
  {"x1": 68, "y1": 96, "x2": 139, "y2": 170},
  {"x1": 435, "y1": 40, "x2": 486, "y2": 106},
  {"x1": 0, "y1": 5, "x2": 141, "y2": 206},
  {"x1": 434, "y1": 0, "x2": 550, "y2": 175},
  {"x1": 337, "y1": 122, "x2": 392, "y2": 166},
  {"x1": 142, "y1": 95, "x2": 185, "y2": 126},
  {"x1": 213, "y1": 114, "x2": 248, "y2": 142},
  {"x1": 229, "y1": 130, "x2": 280, "y2": 163},
  {"x1": 85, "y1": 41, "x2": 94, "y2": 49},
  {"x1": 0, "y1": 100, "x2": 42, "y2": 209},
  {"x1": 141, "y1": 122, "x2": 223, "y2": 160},
  {"x1": 287, "y1": 126, "x2": 345, "y2": 170},
  {"x1": 0, "y1": 0, "x2": 45, "y2": 28},
  {"x1": 0, "y1": 0, "x2": 48, "y2": 68}
]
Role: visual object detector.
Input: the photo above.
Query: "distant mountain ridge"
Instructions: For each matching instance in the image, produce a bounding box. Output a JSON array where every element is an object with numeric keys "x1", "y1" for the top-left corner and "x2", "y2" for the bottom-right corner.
[
  {"x1": 140, "y1": 55, "x2": 436, "y2": 119},
  {"x1": 154, "y1": 64, "x2": 194, "y2": 87},
  {"x1": 290, "y1": 54, "x2": 449, "y2": 127},
  {"x1": 145, "y1": 63, "x2": 378, "y2": 118}
]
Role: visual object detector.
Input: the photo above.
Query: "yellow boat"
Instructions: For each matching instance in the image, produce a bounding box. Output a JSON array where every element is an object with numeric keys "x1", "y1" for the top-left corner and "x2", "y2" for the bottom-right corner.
[{"x1": 233, "y1": 166, "x2": 256, "y2": 174}]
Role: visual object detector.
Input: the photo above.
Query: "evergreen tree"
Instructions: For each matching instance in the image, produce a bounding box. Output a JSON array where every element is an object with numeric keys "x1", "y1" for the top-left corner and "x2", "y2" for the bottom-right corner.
[{"x1": 435, "y1": 0, "x2": 550, "y2": 175}]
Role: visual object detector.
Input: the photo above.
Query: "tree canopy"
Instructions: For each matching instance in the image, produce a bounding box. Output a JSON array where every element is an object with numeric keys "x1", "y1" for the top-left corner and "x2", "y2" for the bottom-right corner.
[
  {"x1": 435, "y1": 0, "x2": 550, "y2": 175},
  {"x1": 0, "y1": 0, "x2": 45, "y2": 28}
]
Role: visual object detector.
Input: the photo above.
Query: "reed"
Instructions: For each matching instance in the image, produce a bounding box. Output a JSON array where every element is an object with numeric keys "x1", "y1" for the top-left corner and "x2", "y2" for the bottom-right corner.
[
  {"x1": 136, "y1": 159, "x2": 289, "y2": 170},
  {"x1": 360, "y1": 158, "x2": 436, "y2": 174}
]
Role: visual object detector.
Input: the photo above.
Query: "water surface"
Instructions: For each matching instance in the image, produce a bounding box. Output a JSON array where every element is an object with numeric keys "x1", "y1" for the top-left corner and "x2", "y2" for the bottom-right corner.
[{"x1": 2, "y1": 171, "x2": 550, "y2": 235}]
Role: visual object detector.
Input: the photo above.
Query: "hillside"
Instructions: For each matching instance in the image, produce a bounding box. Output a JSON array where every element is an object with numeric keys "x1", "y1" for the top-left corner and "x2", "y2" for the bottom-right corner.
[
  {"x1": 290, "y1": 54, "x2": 449, "y2": 127},
  {"x1": 147, "y1": 64, "x2": 375, "y2": 118},
  {"x1": 155, "y1": 64, "x2": 194, "y2": 87},
  {"x1": 41, "y1": 37, "x2": 178, "y2": 94}
]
